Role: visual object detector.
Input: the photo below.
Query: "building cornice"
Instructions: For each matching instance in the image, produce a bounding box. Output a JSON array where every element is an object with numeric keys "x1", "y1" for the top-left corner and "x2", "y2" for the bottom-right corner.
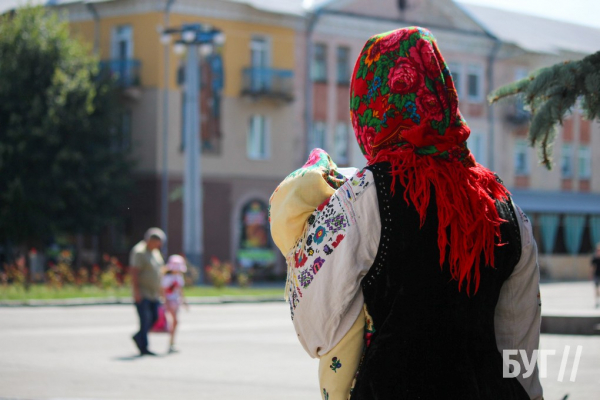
[
  {"x1": 57, "y1": 0, "x2": 305, "y2": 31},
  {"x1": 313, "y1": 13, "x2": 495, "y2": 56}
]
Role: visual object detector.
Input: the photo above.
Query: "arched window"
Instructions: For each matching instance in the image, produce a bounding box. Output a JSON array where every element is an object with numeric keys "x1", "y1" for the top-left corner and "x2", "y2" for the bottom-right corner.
[{"x1": 237, "y1": 200, "x2": 275, "y2": 269}]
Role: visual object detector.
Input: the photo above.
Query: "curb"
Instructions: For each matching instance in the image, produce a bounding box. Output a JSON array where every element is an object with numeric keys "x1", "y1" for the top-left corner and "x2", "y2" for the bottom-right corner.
[{"x1": 0, "y1": 295, "x2": 285, "y2": 307}]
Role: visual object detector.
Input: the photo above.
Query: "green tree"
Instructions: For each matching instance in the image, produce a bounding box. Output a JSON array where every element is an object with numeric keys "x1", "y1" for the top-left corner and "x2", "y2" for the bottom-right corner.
[
  {"x1": 489, "y1": 50, "x2": 600, "y2": 169},
  {"x1": 0, "y1": 6, "x2": 131, "y2": 246}
]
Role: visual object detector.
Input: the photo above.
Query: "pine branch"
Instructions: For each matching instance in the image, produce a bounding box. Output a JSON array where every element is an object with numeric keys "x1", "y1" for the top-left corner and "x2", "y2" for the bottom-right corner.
[{"x1": 489, "y1": 50, "x2": 600, "y2": 169}]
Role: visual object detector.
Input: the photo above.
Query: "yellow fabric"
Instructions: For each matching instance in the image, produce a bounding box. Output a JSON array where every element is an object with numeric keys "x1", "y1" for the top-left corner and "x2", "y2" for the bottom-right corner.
[
  {"x1": 269, "y1": 169, "x2": 335, "y2": 256},
  {"x1": 319, "y1": 309, "x2": 365, "y2": 400},
  {"x1": 270, "y1": 149, "x2": 365, "y2": 400}
]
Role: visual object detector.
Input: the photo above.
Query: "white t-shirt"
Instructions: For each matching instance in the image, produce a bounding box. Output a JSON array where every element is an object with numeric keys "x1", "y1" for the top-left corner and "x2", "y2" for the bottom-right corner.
[{"x1": 161, "y1": 273, "x2": 185, "y2": 302}]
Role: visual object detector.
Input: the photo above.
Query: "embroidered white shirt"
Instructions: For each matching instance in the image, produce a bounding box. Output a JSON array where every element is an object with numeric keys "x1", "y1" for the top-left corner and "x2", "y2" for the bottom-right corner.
[
  {"x1": 288, "y1": 169, "x2": 542, "y2": 400},
  {"x1": 288, "y1": 168, "x2": 379, "y2": 358}
]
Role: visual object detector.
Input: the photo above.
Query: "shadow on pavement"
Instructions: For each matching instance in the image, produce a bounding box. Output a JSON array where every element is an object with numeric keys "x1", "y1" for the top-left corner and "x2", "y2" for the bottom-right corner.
[{"x1": 113, "y1": 354, "x2": 144, "y2": 361}]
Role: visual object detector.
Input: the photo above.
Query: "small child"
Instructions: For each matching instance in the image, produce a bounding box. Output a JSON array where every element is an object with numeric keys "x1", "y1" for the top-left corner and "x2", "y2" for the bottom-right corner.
[{"x1": 162, "y1": 254, "x2": 188, "y2": 353}]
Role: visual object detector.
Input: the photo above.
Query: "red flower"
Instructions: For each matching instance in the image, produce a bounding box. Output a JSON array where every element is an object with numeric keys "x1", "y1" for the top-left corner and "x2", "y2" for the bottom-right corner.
[
  {"x1": 378, "y1": 29, "x2": 408, "y2": 54},
  {"x1": 416, "y1": 88, "x2": 442, "y2": 121},
  {"x1": 409, "y1": 39, "x2": 441, "y2": 80},
  {"x1": 295, "y1": 250, "x2": 308, "y2": 268},
  {"x1": 364, "y1": 39, "x2": 381, "y2": 67},
  {"x1": 353, "y1": 110, "x2": 378, "y2": 159},
  {"x1": 303, "y1": 148, "x2": 325, "y2": 168},
  {"x1": 317, "y1": 198, "x2": 330, "y2": 211},
  {"x1": 387, "y1": 59, "x2": 421, "y2": 95},
  {"x1": 357, "y1": 124, "x2": 376, "y2": 158},
  {"x1": 332, "y1": 234, "x2": 345, "y2": 248}
]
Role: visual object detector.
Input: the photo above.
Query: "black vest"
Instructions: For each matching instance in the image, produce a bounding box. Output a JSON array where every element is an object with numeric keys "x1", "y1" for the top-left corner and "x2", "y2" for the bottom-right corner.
[{"x1": 351, "y1": 163, "x2": 529, "y2": 400}]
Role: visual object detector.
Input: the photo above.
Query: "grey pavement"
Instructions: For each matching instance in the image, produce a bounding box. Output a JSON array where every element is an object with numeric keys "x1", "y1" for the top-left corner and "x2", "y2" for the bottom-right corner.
[
  {"x1": 0, "y1": 283, "x2": 599, "y2": 399},
  {"x1": 540, "y1": 281, "x2": 600, "y2": 314},
  {"x1": 0, "y1": 303, "x2": 319, "y2": 400}
]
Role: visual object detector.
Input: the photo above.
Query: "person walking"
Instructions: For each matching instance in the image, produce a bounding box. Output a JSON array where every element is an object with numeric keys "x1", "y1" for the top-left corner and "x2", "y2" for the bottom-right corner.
[
  {"x1": 271, "y1": 27, "x2": 543, "y2": 399},
  {"x1": 592, "y1": 243, "x2": 600, "y2": 307},
  {"x1": 130, "y1": 227, "x2": 166, "y2": 356},
  {"x1": 162, "y1": 254, "x2": 188, "y2": 353}
]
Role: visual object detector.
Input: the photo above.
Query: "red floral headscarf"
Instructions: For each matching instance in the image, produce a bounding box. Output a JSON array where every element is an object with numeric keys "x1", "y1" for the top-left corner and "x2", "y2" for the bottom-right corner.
[{"x1": 351, "y1": 27, "x2": 509, "y2": 293}]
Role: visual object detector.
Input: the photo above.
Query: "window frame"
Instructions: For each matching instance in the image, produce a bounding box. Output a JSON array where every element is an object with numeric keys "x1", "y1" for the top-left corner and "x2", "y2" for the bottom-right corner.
[
  {"x1": 309, "y1": 120, "x2": 327, "y2": 151},
  {"x1": 333, "y1": 122, "x2": 350, "y2": 164},
  {"x1": 466, "y1": 64, "x2": 484, "y2": 103},
  {"x1": 561, "y1": 143, "x2": 574, "y2": 178},
  {"x1": 247, "y1": 114, "x2": 270, "y2": 160},
  {"x1": 111, "y1": 25, "x2": 134, "y2": 60},
  {"x1": 467, "y1": 131, "x2": 485, "y2": 166},
  {"x1": 336, "y1": 46, "x2": 351, "y2": 85},
  {"x1": 311, "y1": 43, "x2": 328, "y2": 83},
  {"x1": 578, "y1": 145, "x2": 591, "y2": 179},
  {"x1": 446, "y1": 61, "x2": 462, "y2": 97},
  {"x1": 514, "y1": 139, "x2": 530, "y2": 176}
]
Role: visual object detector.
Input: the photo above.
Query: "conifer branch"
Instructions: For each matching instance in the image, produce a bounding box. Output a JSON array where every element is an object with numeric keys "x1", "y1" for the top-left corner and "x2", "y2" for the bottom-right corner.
[{"x1": 488, "y1": 50, "x2": 600, "y2": 169}]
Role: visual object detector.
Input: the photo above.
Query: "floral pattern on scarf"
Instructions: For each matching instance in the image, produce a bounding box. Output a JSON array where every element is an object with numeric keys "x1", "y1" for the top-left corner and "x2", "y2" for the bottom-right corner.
[{"x1": 350, "y1": 27, "x2": 473, "y2": 165}]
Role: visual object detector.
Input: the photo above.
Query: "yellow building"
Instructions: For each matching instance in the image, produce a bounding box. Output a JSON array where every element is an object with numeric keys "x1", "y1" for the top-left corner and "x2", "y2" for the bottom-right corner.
[{"x1": 51, "y1": 0, "x2": 305, "y2": 275}]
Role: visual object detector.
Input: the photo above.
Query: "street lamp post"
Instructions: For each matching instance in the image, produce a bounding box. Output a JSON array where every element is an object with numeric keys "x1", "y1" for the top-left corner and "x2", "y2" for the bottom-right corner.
[
  {"x1": 162, "y1": 23, "x2": 224, "y2": 283},
  {"x1": 183, "y1": 39, "x2": 202, "y2": 275}
]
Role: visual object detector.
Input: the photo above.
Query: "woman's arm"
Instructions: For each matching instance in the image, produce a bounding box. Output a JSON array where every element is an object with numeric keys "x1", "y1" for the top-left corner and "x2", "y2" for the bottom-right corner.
[{"x1": 494, "y1": 206, "x2": 543, "y2": 400}]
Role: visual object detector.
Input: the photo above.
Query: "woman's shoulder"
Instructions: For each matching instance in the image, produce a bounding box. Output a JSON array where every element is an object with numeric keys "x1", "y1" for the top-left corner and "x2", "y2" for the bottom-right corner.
[{"x1": 335, "y1": 167, "x2": 375, "y2": 199}]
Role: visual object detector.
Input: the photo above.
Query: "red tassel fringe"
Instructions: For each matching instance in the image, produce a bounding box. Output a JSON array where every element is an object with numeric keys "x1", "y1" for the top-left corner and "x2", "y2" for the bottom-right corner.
[{"x1": 370, "y1": 146, "x2": 509, "y2": 294}]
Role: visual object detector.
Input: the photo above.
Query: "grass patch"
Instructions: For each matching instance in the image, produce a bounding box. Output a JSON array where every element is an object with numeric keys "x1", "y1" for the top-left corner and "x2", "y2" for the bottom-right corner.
[
  {"x1": 184, "y1": 286, "x2": 284, "y2": 298},
  {"x1": 0, "y1": 284, "x2": 284, "y2": 301}
]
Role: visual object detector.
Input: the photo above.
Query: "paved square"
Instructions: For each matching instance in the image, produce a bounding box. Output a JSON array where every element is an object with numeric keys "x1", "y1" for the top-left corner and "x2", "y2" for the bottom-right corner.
[{"x1": 0, "y1": 302, "x2": 598, "y2": 399}]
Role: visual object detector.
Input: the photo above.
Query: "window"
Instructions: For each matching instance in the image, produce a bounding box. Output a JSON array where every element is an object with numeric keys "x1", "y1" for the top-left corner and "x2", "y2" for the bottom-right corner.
[
  {"x1": 247, "y1": 115, "x2": 269, "y2": 160},
  {"x1": 309, "y1": 121, "x2": 326, "y2": 151},
  {"x1": 514, "y1": 67, "x2": 529, "y2": 114},
  {"x1": 311, "y1": 43, "x2": 327, "y2": 82},
  {"x1": 334, "y1": 122, "x2": 350, "y2": 164},
  {"x1": 111, "y1": 25, "x2": 133, "y2": 60},
  {"x1": 467, "y1": 132, "x2": 485, "y2": 166},
  {"x1": 578, "y1": 145, "x2": 591, "y2": 179},
  {"x1": 447, "y1": 62, "x2": 461, "y2": 96},
  {"x1": 250, "y1": 36, "x2": 270, "y2": 68},
  {"x1": 466, "y1": 64, "x2": 483, "y2": 102},
  {"x1": 237, "y1": 200, "x2": 275, "y2": 268},
  {"x1": 111, "y1": 25, "x2": 134, "y2": 86},
  {"x1": 514, "y1": 139, "x2": 529, "y2": 175},
  {"x1": 336, "y1": 46, "x2": 351, "y2": 84},
  {"x1": 250, "y1": 36, "x2": 270, "y2": 91},
  {"x1": 561, "y1": 143, "x2": 574, "y2": 178}
]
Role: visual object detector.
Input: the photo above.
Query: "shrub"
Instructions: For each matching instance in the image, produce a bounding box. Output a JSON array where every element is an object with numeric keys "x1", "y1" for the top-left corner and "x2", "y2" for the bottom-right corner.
[{"x1": 205, "y1": 257, "x2": 233, "y2": 289}]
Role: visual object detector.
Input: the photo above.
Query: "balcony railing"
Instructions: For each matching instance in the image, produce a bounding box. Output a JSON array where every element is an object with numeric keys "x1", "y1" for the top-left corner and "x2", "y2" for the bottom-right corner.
[
  {"x1": 241, "y1": 67, "x2": 294, "y2": 102},
  {"x1": 99, "y1": 59, "x2": 141, "y2": 88}
]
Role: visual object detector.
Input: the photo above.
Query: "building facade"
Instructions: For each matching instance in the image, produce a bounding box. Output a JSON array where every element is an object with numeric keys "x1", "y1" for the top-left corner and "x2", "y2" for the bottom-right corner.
[
  {"x1": 305, "y1": 0, "x2": 600, "y2": 280},
  {"x1": 52, "y1": 0, "x2": 305, "y2": 277},
  {"x1": 461, "y1": 3, "x2": 600, "y2": 279},
  {"x1": 43, "y1": 0, "x2": 600, "y2": 279}
]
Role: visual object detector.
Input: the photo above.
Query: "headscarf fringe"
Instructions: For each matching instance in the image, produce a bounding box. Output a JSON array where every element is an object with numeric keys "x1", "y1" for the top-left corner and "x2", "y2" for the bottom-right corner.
[{"x1": 370, "y1": 146, "x2": 509, "y2": 294}]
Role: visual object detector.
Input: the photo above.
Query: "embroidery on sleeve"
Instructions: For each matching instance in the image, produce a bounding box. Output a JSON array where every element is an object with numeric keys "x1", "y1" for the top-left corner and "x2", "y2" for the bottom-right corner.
[{"x1": 286, "y1": 170, "x2": 371, "y2": 319}]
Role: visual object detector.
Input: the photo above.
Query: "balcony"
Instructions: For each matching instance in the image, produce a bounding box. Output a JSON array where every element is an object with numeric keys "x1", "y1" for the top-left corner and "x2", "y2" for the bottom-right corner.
[
  {"x1": 99, "y1": 59, "x2": 141, "y2": 89},
  {"x1": 504, "y1": 97, "x2": 531, "y2": 126},
  {"x1": 241, "y1": 67, "x2": 294, "y2": 102}
]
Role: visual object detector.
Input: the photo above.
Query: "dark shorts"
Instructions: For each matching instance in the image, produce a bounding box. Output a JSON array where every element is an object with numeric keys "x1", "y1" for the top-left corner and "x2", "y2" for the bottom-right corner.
[{"x1": 594, "y1": 276, "x2": 600, "y2": 287}]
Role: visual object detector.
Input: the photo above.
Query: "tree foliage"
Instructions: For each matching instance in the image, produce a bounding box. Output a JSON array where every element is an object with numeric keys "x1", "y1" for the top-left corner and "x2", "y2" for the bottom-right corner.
[
  {"x1": 488, "y1": 50, "x2": 600, "y2": 169},
  {"x1": 0, "y1": 6, "x2": 132, "y2": 245}
]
